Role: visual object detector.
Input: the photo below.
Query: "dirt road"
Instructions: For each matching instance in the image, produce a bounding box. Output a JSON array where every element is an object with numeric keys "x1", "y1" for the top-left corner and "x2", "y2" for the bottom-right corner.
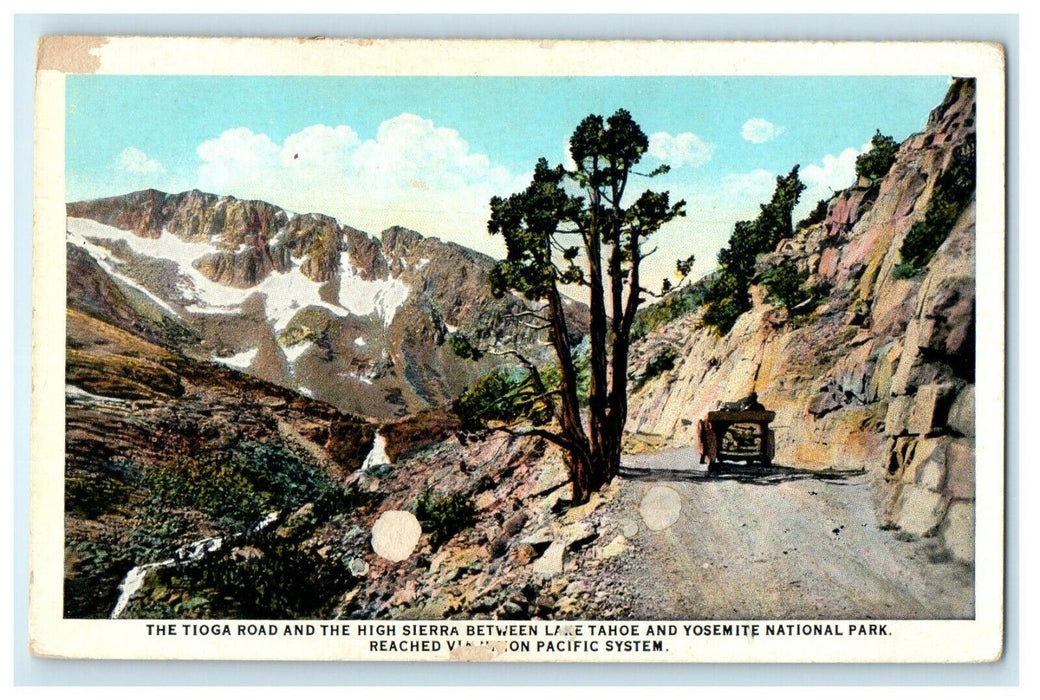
[{"x1": 587, "y1": 448, "x2": 973, "y2": 620}]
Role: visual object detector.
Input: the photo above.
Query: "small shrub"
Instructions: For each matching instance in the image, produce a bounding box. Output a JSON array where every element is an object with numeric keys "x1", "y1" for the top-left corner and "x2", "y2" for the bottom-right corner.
[
  {"x1": 453, "y1": 367, "x2": 541, "y2": 429},
  {"x1": 796, "y1": 199, "x2": 829, "y2": 231},
  {"x1": 760, "y1": 262, "x2": 816, "y2": 311},
  {"x1": 855, "y1": 131, "x2": 899, "y2": 181},
  {"x1": 699, "y1": 273, "x2": 751, "y2": 335},
  {"x1": 632, "y1": 347, "x2": 678, "y2": 392},
  {"x1": 414, "y1": 488, "x2": 476, "y2": 549},
  {"x1": 124, "y1": 533, "x2": 355, "y2": 619},
  {"x1": 630, "y1": 283, "x2": 706, "y2": 340},
  {"x1": 891, "y1": 261, "x2": 918, "y2": 280}
]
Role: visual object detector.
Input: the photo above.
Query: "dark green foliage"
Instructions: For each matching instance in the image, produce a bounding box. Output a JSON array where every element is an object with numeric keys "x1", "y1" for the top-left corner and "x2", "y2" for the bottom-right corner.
[
  {"x1": 796, "y1": 199, "x2": 829, "y2": 231},
  {"x1": 448, "y1": 332, "x2": 483, "y2": 361},
  {"x1": 699, "y1": 166, "x2": 806, "y2": 335},
  {"x1": 488, "y1": 159, "x2": 584, "y2": 301},
  {"x1": 414, "y1": 488, "x2": 477, "y2": 550},
  {"x1": 632, "y1": 347, "x2": 678, "y2": 392},
  {"x1": 700, "y1": 271, "x2": 750, "y2": 335},
  {"x1": 759, "y1": 262, "x2": 814, "y2": 313},
  {"x1": 125, "y1": 532, "x2": 355, "y2": 619},
  {"x1": 65, "y1": 465, "x2": 134, "y2": 520},
  {"x1": 894, "y1": 135, "x2": 976, "y2": 277},
  {"x1": 66, "y1": 440, "x2": 361, "y2": 619},
  {"x1": 630, "y1": 283, "x2": 707, "y2": 340},
  {"x1": 855, "y1": 130, "x2": 899, "y2": 182},
  {"x1": 139, "y1": 440, "x2": 348, "y2": 531},
  {"x1": 453, "y1": 367, "x2": 550, "y2": 429},
  {"x1": 65, "y1": 536, "x2": 136, "y2": 618}
]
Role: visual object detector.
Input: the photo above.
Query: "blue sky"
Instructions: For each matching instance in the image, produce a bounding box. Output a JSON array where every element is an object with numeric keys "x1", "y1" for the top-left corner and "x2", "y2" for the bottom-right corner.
[{"x1": 66, "y1": 75, "x2": 951, "y2": 282}]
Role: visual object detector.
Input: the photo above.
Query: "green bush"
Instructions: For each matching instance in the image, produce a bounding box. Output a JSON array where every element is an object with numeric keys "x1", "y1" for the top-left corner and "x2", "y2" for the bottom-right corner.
[
  {"x1": 453, "y1": 344, "x2": 589, "y2": 429},
  {"x1": 453, "y1": 367, "x2": 545, "y2": 429},
  {"x1": 138, "y1": 440, "x2": 351, "y2": 531},
  {"x1": 700, "y1": 271, "x2": 751, "y2": 335},
  {"x1": 855, "y1": 131, "x2": 899, "y2": 181},
  {"x1": 796, "y1": 199, "x2": 829, "y2": 231},
  {"x1": 759, "y1": 262, "x2": 817, "y2": 314},
  {"x1": 414, "y1": 488, "x2": 476, "y2": 549},
  {"x1": 124, "y1": 533, "x2": 355, "y2": 619},
  {"x1": 894, "y1": 135, "x2": 975, "y2": 277},
  {"x1": 630, "y1": 283, "x2": 706, "y2": 340},
  {"x1": 632, "y1": 347, "x2": 678, "y2": 392}
]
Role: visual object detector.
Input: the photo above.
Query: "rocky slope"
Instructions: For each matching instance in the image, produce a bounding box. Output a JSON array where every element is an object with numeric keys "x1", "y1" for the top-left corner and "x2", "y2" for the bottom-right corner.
[
  {"x1": 625, "y1": 79, "x2": 977, "y2": 565},
  {"x1": 67, "y1": 189, "x2": 585, "y2": 419},
  {"x1": 64, "y1": 306, "x2": 379, "y2": 617}
]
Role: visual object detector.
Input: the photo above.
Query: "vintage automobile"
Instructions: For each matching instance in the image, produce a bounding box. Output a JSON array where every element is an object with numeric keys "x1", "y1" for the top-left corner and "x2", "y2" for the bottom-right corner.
[{"x1": 697, "y1": 393, "x2": 775, "y2": 473}]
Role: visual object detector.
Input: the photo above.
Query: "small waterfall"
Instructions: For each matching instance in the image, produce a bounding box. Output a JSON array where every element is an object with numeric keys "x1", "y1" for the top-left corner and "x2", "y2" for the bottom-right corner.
[
  {"x1": 110, "y1": 559, "x2": 176, "y2": 619},
  {"x1": 109, "y1": 511, "x2": 279, "y2": 619},
  {"x1": 361, "y1": 431, "x2": 390, "y2": 471}
]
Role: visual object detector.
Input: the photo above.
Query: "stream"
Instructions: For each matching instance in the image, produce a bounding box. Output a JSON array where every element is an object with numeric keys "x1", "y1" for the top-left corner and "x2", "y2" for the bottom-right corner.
[{"x1": 110, "y1": 511, "x2": 279, "y2": 619}]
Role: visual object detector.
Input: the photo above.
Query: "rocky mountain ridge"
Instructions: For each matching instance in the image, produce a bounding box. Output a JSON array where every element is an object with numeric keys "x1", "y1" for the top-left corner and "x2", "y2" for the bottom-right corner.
[{"x1": 67, "y1": 189, "x2": 585, "y2": 419}]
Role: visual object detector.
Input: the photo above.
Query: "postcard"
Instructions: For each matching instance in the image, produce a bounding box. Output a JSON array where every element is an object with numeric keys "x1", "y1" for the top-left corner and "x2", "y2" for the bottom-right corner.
[{"x1": 31, "y1": 37, "x2": 1005, "y2": 662}]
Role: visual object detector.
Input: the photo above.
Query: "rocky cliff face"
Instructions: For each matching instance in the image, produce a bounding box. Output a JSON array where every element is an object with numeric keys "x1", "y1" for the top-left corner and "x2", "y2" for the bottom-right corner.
[
  {"x1": 67, "y1": 190, "x2": 585, "y2": 419},
  {"x1": 626, "y1": 79, "x2": 977, "y2": 564}
]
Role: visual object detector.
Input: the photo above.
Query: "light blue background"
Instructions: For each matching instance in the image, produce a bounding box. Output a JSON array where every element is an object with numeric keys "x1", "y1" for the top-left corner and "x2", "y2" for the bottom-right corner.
[{"x1": 13, "y1": 13, "x2": 1019, "y2": 687}]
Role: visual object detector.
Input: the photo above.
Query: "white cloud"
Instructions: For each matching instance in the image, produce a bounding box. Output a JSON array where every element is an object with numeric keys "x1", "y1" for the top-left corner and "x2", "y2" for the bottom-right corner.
[
  {"x1": 194, "y1": 115, "x2": 529, "y2": 257},
  {"x1": 115, "y1": 147, "x2": 165, "y2": 175},
  {"x1": 741, "y1": 118, "x2": 784, "y2": 144},
  {"x1": 794, "y1": 145, "x2": 866, "y2": 221},
  {"x1": 718, "y1": 169, "x2": 777, "y2": 203},
  {"x1": 647, "y1": 131, "x2": 714, "y2": 168}
]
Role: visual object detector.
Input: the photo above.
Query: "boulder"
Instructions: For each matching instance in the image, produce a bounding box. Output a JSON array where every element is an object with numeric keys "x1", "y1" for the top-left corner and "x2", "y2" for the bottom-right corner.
[
  {"x1": 907, "y1": 383, "x2": 956, "y2": 435},
  {"x1": 531, "y1": 457, "x2": 570, "y2": 496},
  {"x1": 532, "y1": 541, "x2": 566, "y2": 577},
  {"x1": 884, "y1": 396, "x2": 913, "y2": 436},
  {"x1": 870, "y1": 342, "x2": 902, "y2": 402},
  {"x1": 596, "y1": 535, "x2": 628, "y2": 560},
  {"x1": 501, "y1": 511, "x2": 529, "y2": 538},
  {"x1": 559, "y1": 521, "x2": 597, "y2": 550},
  {"x1": 896, "y1": 485, "x2": 948, "y2": 537},
  {"x1": 512, "y1": 543, "x2": 539, "y2": 565},
  {"x1": 904, "y1": 436, "x2": 949, "y2": 491}
]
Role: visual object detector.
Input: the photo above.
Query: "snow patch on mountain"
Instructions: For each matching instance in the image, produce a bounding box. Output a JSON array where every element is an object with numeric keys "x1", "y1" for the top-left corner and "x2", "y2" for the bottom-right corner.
[
  {"x1": 338, "y1": 251, "x2": 410, "y2": 326},
  {"x1": 282, "y1": 340, "x2": 313, "y2": 364},
  {"x1": 67, "y1": 228, "x2": 182, "y2": 317},
  {"x1": 215, "y1": 348, "x2": 258, "y2": 370},
  {"x1": 67, "y1": 217, "x2": 412, "y2": 331}
]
